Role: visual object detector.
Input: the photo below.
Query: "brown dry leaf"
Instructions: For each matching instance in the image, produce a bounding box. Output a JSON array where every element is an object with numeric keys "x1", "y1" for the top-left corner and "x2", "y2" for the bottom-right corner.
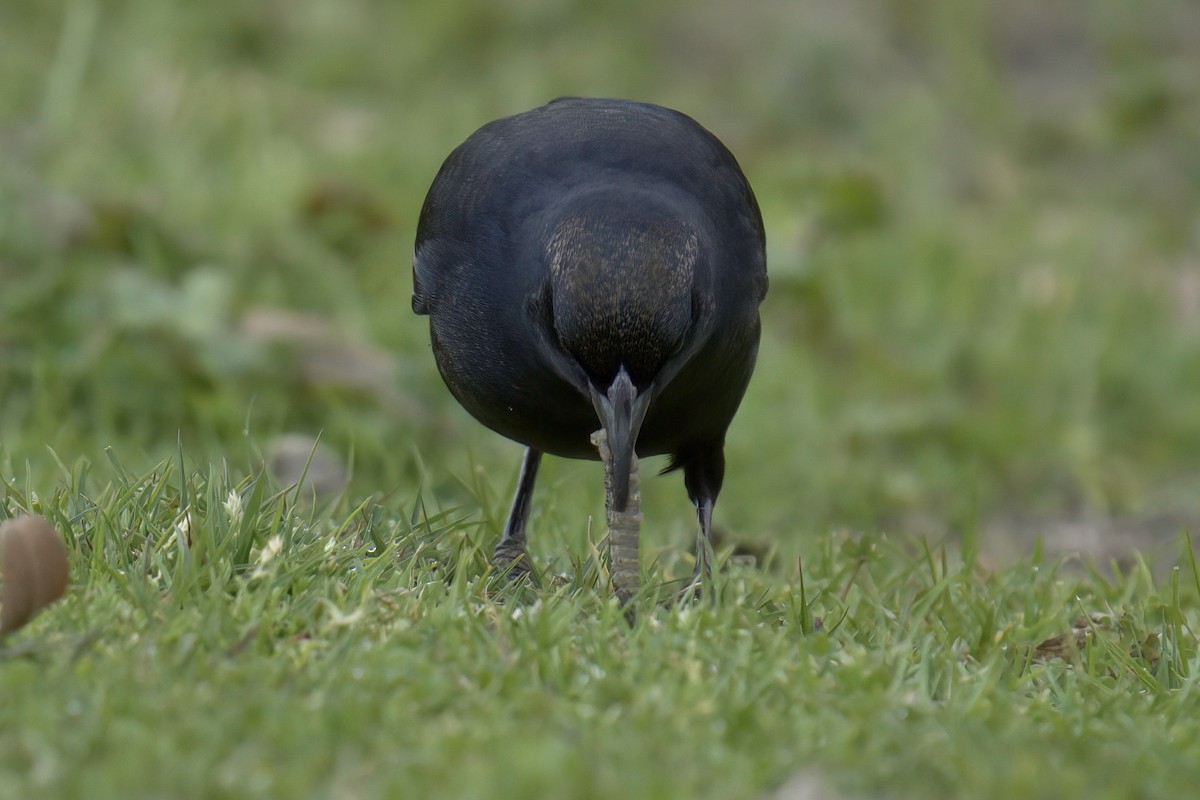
[
  {"x1": 1032, "y1": 630, "x2": 1089, "y2": 661},
  {"x1": 1, "y1": 515, "x2": 71, "y2": 635},
  {"x1": 267, "y1": 434, "x2": 350, "y2": 501},
  {"x1": 1033, "y1": 613, "x2": 1110, "y2": 662},
  {"x1": 238, "y1": 308, "x2": 414, "y2": 412},
  {"x1": 772, "y1": 769, "x2": 877, "y2": 800},
  {"x1": 299, "y1": 179, "x2": 394, "y2": 233}
]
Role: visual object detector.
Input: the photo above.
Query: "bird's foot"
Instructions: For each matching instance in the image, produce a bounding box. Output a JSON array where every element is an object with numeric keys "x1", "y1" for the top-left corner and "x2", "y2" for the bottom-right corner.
[
  {"x1": 492, "y1": 540, "x2": 535, "y2": 583},
  {"x1": 677, "y1": 579, "x2": 703, "y2": 604},
  {"x1": 683, "y1": 535, "x2": 714, "y2": 598},
  {"x1": 677, "y1": 566, "x2": 711, "y2": 603}
]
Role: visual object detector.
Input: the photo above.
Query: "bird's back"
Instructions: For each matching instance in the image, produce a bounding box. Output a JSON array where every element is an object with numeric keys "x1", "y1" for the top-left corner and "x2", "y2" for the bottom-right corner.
[{"x1": 414, "y1": 98, "x2": 765, "y2": 305}]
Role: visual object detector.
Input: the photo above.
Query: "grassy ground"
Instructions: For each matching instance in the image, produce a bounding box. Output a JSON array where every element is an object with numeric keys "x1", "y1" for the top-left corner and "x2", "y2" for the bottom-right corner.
[{"x1": 3, "y1": 0, "x2": 1200, "y2": 797}]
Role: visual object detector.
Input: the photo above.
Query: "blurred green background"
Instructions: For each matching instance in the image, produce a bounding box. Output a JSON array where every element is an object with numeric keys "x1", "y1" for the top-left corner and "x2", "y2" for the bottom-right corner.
[{"x1": 2, "y1": 0, "x2": 1199, "y2": 563}]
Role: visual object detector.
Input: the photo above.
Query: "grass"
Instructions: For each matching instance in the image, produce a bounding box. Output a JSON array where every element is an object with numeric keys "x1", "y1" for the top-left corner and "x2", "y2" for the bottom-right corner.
[
  {"x1": 4, "y1": 461, "x2": 1200, "y2": 799},
  {"x1": 3, "y1": 0, "x2": 1200, "y2": 797}
]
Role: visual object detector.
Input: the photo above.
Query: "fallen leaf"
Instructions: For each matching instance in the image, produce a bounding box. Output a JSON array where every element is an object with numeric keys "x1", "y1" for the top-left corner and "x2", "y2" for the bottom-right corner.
[
  {"x1": 267, "y1": 434, "x2": 350, "y2": 500},
  {"x1": 1, "y1": 515, "x2": 70, "y2": 635},
  {"x1": 772, "y1": 769, "x2": 874, "y2": 800},
  {"x1": 1033, "y1": 613, "x2": 1110, "y2": 661}
]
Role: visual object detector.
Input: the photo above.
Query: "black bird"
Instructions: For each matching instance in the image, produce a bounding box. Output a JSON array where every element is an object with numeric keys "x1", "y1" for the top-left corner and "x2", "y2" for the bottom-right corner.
[{"x1": 413, "y1": 97, "x2": 766, "y2": 587}]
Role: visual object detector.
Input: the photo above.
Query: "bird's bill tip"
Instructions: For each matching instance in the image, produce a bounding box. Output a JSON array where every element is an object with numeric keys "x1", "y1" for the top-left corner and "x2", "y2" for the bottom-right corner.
[{"x1": 589, "y1": 369, "x2": 651, "y2": 512}]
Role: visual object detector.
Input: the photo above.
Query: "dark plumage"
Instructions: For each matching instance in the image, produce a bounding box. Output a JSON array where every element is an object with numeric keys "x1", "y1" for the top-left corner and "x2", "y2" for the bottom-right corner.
[{"x1": 413, "y1": 97, "x2": 766, "y2": 584}]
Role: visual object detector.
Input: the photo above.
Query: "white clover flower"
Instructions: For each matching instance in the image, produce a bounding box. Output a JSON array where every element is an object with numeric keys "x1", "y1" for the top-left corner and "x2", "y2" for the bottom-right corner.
[
  {"x1": 172, "y1": 510, "x2": 196, "y2": 549},
  {"x1": 248, "y1": 534, "x2": 285, "y2": 580},
  {"x1": 223, "y1": 490, "x2": 244, "y2": 527},
  {"x1": 259, "y1": 534, "x2": 283, "y2": 564}
]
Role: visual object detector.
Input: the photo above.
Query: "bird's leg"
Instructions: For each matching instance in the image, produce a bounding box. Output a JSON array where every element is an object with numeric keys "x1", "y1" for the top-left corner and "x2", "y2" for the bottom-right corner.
[
  {"x1": 691, "y1": 495, "x2": 715, "y2": 587},
  {"x1": 493, "y1": 447, "x2": 542, "y2": 577},
  {"x1": 591, "y1": 429, "x2": 641, "y2": 608},
  {"x1": 681, "y1": 449, "x2": 724, "y2": 600}
]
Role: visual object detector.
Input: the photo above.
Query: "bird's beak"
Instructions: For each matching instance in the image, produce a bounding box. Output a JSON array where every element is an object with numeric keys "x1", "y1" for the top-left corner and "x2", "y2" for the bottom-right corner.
[{"x1": 589, "y1": 367, "x2": 652, "y2": 512}]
